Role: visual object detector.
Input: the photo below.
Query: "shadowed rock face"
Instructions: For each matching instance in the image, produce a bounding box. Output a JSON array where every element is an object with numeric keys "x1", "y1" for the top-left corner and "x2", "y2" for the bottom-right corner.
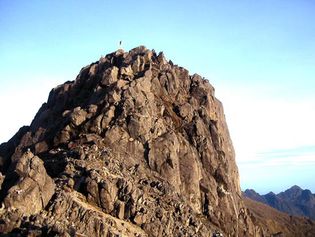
[{"x1": 0, "y1": 46, "x2": 263, "y2": 236}]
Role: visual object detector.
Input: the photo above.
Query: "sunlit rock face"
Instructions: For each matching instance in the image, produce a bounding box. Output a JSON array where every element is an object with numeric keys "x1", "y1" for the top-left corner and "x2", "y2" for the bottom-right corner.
[{"x1": 0, "y1": 46, "x2": 263, "y2": 236}]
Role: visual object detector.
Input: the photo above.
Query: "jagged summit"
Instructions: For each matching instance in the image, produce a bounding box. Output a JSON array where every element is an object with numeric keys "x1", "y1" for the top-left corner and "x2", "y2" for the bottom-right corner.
[{"x1": 0, "y1": 46, "x2": 313, "y2": 236}]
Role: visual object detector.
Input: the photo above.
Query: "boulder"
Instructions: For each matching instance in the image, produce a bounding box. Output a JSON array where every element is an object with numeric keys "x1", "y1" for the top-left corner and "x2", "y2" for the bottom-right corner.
[{"x1": 3, "y1": 151, "x2": 55, "y2": 216}]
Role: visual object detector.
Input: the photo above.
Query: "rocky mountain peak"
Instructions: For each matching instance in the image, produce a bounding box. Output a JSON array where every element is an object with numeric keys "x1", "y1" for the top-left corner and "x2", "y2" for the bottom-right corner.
[
  {"x1": 290, "y1": 185, "x2": 303, "y2": 190},
  {"x1": 0, "y1": 46, "x2": 266, "y2": 236},
  {"x1": 278, "y1": 185, "x2": 304, "y2": 202}
]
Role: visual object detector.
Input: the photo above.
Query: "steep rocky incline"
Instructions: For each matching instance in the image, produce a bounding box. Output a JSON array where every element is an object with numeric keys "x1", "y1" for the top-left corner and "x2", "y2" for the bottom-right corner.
[{"x1": 1, "y1": 46, "x2": 264, "y2": 236}]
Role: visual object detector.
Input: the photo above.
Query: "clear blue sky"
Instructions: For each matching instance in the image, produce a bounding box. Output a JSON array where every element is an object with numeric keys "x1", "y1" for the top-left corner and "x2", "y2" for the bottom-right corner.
[{"x1": 1, "y1": 0, "x2": 315, "y2": 194}]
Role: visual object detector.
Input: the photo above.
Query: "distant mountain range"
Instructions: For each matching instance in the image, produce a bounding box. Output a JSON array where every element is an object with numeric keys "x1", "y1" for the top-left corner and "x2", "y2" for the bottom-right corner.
[{"x1": 244, "y1": 185, "x2": 315, "y2": 220}]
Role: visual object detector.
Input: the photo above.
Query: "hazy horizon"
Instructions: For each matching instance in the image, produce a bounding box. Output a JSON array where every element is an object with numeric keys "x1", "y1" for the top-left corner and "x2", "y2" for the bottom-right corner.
[{"x1": 1, "y1": 0, "x2": 314, "y2": 194}]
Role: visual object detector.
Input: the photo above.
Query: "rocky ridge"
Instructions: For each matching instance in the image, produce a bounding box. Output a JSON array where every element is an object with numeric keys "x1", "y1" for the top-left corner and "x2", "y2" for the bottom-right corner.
[
  {"x1": 0, "y1": 46, "x2": 277, "y2": 236},
  {"x1": 244, "y1": 185, "x2": 315, "y2": 220}
]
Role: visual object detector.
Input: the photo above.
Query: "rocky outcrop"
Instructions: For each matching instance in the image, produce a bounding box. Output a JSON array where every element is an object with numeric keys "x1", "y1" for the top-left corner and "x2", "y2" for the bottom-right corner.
[
  {"x1": 0, "y1": 46, "x2": 269, "y2": 236},
  {"x1": 4, "y1": 151, "x2": 55, "y2": 214},
  {"x1": 0, "y1": 151, "x2": 55, "y2": 232}
]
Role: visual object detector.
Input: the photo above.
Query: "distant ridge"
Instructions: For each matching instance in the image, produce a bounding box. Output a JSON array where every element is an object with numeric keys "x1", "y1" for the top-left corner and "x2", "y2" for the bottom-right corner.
[{"x1": 244, "y1": 185, "x2": 315, "y2": 220}]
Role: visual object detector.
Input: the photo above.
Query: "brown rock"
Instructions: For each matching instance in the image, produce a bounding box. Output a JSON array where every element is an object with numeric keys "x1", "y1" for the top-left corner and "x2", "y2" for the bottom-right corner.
[
  {"x1": 0, "y1": 172, "x2": 4, "y2": 190},
  {"x1": 70, "y1": 107, "x2": 87, "y2": 126},
  {"x1": 4, "y1": 152, "x2": 55, "y2": 216},
  {"x1": 121, "y1": 65, "x2": 134, "y2": 78},
  {"x1": 34, "y1": 140, "x2": 48, "y2": 154},
  {"x1": 101, "y1": 66, "x2": 119, "y2": 85}
]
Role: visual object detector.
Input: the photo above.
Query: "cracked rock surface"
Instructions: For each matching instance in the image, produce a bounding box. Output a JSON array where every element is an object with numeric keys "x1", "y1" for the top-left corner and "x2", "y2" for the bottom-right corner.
[{"x1": 0, "y1": 46, "x2": 268, "y2": 236}]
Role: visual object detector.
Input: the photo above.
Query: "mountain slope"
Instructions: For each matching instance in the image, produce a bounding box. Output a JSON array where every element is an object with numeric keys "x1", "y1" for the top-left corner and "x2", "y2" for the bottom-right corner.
[{"x1": 244, "y1": 197, "x2": 315, "y2": 237}]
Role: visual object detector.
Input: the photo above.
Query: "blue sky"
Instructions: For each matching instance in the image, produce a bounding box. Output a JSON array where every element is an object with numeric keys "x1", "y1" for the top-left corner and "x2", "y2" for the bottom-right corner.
[{"x1": 1, "y1": 0, "x2": 314, "y2": 194}]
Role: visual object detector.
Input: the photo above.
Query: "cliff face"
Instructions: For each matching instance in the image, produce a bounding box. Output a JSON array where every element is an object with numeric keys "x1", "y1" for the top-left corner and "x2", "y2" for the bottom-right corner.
[{"x1": 0, "y1": 46, "x2": 260, "y2": 236}]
